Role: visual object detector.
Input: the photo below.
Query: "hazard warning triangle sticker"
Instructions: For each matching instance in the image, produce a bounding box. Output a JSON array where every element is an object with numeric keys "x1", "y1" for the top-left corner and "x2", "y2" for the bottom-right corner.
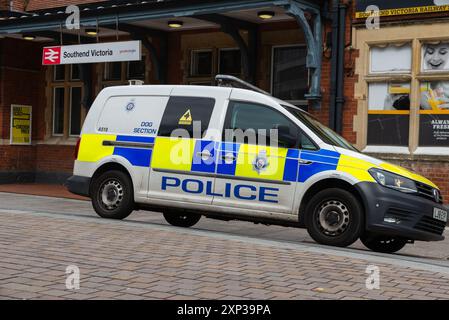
[{"x1": 179, "y1": 109, "x2": 193, "y2": 125}]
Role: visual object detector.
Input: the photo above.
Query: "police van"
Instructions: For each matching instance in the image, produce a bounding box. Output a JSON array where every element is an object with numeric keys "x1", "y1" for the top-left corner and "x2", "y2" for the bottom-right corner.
[{"x1": 67, "y1": 75, "x2": 447, "y2": 253}]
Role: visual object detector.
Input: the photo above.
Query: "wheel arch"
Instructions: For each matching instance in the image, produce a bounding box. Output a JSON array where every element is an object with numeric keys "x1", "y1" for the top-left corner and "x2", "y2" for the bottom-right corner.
[
  {"x1": 298, "y1": 178, "x2": 366, "y2": 227},
  {"x1": 89, "y1": 162, "x2": 134, "y2": 197}
]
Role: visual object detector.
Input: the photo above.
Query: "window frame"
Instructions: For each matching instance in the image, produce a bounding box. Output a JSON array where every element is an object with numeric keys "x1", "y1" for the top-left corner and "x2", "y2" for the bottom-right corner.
[
  {"x1": 271, "y1": 44, "x2": 309, "y2": 107},
  {"x1": 357, "y1": 34, "x2": 449, "y2": 157},
  {"x1": 49, "y1": 65, "x2": 85, "y2": 140}
]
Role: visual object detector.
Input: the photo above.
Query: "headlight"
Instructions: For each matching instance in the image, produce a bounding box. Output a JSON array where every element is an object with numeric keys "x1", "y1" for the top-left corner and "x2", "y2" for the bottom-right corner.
[{"x1": 369, "y1": 168, "x2": 417, "y2": 193}]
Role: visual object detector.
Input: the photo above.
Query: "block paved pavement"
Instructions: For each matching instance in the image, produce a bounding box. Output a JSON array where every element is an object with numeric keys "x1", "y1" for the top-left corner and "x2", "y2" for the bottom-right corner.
[{"x1": 1, "y1": 193, "x2": 449, "y2": 300}]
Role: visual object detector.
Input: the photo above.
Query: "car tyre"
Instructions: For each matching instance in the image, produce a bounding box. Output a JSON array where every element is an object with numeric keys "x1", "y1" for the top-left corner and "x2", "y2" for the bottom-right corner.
[
  {"x1": 360, "y1": 233, "x2": 407, "y2": 253},
  {"x1": 305, "y1": 188, "x2": 364, "y2": 248},
  {"x1": 91, "y1": 170, "x2": 134, "y2": 220},
  {"x1": 163, "y1": 211, "x2": 201, "y2": 228}
]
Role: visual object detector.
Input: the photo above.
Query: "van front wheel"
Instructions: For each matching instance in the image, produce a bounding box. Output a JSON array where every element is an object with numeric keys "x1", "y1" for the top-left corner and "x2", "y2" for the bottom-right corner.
[
  {"x1": 91, "y1": 170, "x2": 134, "y2": 220},
  {"x1": 163, "y1": 211, "x2": 201, "y2": 228},
  {"x1": 305, "y1": 188, "x2": 364, "y2": 248}
]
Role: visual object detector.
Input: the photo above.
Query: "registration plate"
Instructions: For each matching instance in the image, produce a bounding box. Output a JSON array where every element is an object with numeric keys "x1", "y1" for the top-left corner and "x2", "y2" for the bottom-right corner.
[{"x1": 433, "y1": 208, "x2": 448, "y2": 223}]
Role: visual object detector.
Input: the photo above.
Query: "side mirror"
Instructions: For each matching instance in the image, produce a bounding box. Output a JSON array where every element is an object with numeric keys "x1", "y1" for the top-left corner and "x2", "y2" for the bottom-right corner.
[{"x1": 273, "y1": 124, "x2": 297, "y2": 148}]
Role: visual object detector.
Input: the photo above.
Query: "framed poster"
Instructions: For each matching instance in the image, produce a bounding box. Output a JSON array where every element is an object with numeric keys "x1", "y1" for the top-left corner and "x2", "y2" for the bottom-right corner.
[
  {"x1": 419, "y1": 81, "x2": 449, "y2": 146},
  {"x1": 10, "y1": 105, "x2": 32, "y2": 145},
  {"x1": 422, "y1": 42, "x2": 449, "y2": 72}
]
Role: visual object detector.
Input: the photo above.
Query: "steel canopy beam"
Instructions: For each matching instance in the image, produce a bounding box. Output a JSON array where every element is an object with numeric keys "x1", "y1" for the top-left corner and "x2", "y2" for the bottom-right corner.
[
  {"x1": 0, "y1": 0, "x2": 292, "y2": 34},
  {"x1": 195, "y1": 13, "x2": 257, "y2": 83},
  {"x1": 286, "y1": 0, "x2": 323, "y2": 107}
]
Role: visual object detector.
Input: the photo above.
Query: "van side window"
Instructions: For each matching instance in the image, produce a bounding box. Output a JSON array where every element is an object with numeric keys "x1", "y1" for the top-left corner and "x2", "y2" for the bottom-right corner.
[
  {"x1": 223, "y1": 101, "x2": 314, "y2": 149},
  {"x1": 223, "y1": 101, "x2": 288, "y2": 147},
  {"x1": 158, "y1": 96, "x2": 215, "y2": 138}
]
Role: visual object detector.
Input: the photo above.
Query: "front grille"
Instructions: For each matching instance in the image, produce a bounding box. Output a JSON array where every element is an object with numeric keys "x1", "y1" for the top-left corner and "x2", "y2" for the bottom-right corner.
[
  {"x1": 416, "y1": 182, "x2": 442, "y2": 204},
  {"x1": 414, "y1": 216, "x2": 446, "y2": 235}
]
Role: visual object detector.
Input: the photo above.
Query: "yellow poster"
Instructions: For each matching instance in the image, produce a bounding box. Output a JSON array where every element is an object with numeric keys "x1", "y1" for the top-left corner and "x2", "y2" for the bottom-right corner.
[{"x1": 10, "y1": 105, "x2": 32, "y2": 145}]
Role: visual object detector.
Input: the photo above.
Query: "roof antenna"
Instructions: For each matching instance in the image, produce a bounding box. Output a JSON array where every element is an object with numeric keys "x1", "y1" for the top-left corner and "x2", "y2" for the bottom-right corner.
[{"x1": 215, "y1": 74, "x2": 271, "y2": 96}]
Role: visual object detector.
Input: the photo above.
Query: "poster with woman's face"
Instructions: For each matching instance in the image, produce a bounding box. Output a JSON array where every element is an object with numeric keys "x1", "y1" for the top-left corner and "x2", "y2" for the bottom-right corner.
[{"x1": 422, "y1": 43, "x2": 449, "y2": 71}]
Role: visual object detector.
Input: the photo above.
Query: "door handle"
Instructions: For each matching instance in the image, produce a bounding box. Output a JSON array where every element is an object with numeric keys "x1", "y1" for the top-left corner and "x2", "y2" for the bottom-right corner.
[
  {"x1": 299, "y1": 159, "x2": 313, "y2": 165},
  {"x1": 221, "y1": 153, "x2": 236, "y2": 162},
  {"x1": 197, "y1": 151, "x2": 212, "y2": 160}
]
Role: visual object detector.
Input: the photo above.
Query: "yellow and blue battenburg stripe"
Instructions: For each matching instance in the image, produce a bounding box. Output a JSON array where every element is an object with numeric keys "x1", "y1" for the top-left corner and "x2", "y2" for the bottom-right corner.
[
  {"x1": 298, "y1": 149, "x2": 341, "y2": 183},
  {"x1": 77, "y1": 134, "x2": 155, "y2": 168},
  {"x1": 80, "y1": 134, "x2": 438, "y2": 187},
  {"x1": 113, "y1": 136, "x2": 155, "y2": 167},
  {"x1": 78, "y1": 134, "x2": 439, "y2": 190}
]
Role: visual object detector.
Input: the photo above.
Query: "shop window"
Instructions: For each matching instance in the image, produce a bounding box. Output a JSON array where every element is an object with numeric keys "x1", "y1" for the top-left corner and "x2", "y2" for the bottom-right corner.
[
  {"x1": 365, "y1": 41, "x2": 449, "y2": 149},
  {"x1": 53, "y1": 87, "x2": 65, "y2": 135},
  {"x1": 191, "y1": 50, "x2": 213, "y2": 77},
  {"x1": 219, "y1": 49, "x2": 241, "y2": 75},
  {"x1": 419, "y1": 42, "x2": 449, "y2": 148},
  {"x1": 419, "y1": 80, "x2": 449, "y2": 147},
  {"x1": 272, "y1": 45, "x2": 308, "y2": 106},
  {"x1": 422, "y1": 42, "x2": 449, "y2": 72},
  {"x1": 370, "y1": 44, "x2": 412, "y2": 73},
  {"x1": 367, "y1": 82, "x2": 410, "y2": 146}
]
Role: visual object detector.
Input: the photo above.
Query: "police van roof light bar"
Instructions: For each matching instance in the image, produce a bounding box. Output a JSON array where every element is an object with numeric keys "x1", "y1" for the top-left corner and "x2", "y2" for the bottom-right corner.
[{"x1": 215, "y1": 74, "x2": 271, "y2": 97}]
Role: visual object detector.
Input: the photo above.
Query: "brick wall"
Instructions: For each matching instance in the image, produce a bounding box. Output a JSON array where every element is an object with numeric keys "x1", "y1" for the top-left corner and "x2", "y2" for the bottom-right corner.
[
  {"x1": 0, "y1": 37, "x2": 75, "y2": 182},
  {"x1": 35, "y1": 145, "x2": 75, "y2": 173}
]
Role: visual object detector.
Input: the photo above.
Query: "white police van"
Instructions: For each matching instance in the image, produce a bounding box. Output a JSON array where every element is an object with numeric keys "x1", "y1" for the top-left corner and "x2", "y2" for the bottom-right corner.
[{"x1": 67, "y1": 75, "x2": 447, "y2": 253}]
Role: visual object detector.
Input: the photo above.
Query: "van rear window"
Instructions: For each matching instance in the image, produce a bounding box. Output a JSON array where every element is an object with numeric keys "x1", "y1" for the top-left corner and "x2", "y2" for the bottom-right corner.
[{"x1": 158, "y1": 96, "x2": 215, "y2": 138}]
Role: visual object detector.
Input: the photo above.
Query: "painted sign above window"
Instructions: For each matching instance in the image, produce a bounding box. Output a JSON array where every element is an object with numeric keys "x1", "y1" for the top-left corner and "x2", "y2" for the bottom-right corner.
[
  {"x1": 42, "y1": 41, "x2": 141, "y2": 65},
  {"x1": 355, "y1": 0, "x2": 449, "y2": 18}
]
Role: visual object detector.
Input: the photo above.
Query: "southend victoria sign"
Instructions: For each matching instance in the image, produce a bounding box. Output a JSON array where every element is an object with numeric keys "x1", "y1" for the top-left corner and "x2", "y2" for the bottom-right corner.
[
  {"x1": 42, "y1": 40, "x2": 141, "y2": 65},
  {"x1": 355, "y1": 0, "x2": 449, "y2": 18}
]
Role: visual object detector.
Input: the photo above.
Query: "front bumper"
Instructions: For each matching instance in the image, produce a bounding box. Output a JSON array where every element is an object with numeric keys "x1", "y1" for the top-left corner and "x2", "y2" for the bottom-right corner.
[
  {"x1": 355, "y1": 182, "x2": 446, "y2": 242},
  {"x1": 66, "y1": 175, "x2": 91, "y2": 197}
]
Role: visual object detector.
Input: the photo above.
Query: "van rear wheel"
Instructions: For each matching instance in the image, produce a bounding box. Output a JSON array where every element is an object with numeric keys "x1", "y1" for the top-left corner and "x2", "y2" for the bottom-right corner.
[
  {"x1": 91, "y1": 170, "x2": 134, "y2": 220},
  {"x1": 305, "y1": 188, "x2": 364, "y2": 248},
  {"x1": 360, "y1": 233, "x2": 407, "y2": 253},
  {"x1": 163, "y1": 211, "x2": 201, "y2": 228}
]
